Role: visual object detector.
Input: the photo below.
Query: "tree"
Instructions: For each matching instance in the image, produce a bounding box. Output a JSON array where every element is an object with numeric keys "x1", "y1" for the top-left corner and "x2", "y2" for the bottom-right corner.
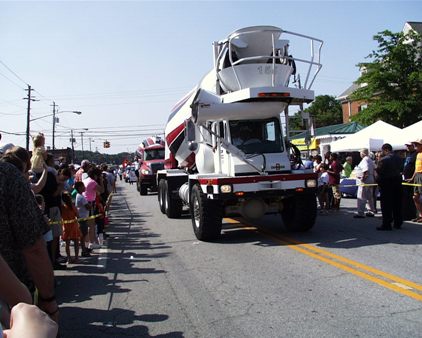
[
  {"x1": 351, "y1": 30, "x2": 422, "y2": 127},
  {"x1": 289, "y1": 95, "x2": 342, "y2": 131}
]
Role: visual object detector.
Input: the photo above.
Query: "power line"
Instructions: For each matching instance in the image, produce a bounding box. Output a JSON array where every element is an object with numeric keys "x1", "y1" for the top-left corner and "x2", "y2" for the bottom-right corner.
[
  {"x1": 0, "y1": 129, "x2": 26, "y2": 136},
  {"x1": 0, "y1": 59, "x2": 28, "y2": 86},
  {"x1": 50, "y1": 86, "x2": 190, "y2": 100},
  {"x1": 0, "y1": 71, "x2": 25, "y2": 90},
  {"x1": 76, "y1": 123, "x2": 164, "y2": 130},
  {"x1": 0, "y1": 111, "x2": 26, "y2": 116}
]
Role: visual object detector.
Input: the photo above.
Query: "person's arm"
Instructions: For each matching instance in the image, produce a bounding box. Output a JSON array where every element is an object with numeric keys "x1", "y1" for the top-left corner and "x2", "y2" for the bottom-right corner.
[
  {"x1": 96, "y1": 176, "x2": 105, "y2": 194},
  {"x1": 407, "y1": 169, "x2": 416, "y2": 182},
  {"x1": 30, "y1": 165, "x2": 48, "y2": 194},
  {"x1": 0, "y1": 255, "x2": 32, "y2": 307},
  {"x1": 2, "y1": 303, "x2": 58, "y2": 338},
  {"x1": 52, "y1": 180, "x2": 65, "y2": 197},
  {"x1": 22, "y1": 238, "x2": 58, "y2": 323}
]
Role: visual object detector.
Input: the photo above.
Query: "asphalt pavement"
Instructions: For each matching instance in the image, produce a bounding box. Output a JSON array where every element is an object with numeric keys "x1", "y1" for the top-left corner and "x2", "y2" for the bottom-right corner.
[{"x1": 55, "y1": 181, "x2": 422, "y2": 338}]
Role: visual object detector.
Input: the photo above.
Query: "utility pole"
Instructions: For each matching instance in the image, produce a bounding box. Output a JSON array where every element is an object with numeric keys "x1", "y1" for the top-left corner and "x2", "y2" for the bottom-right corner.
[
  {"x1": 23, "y1": 85, "x2": 38, "y2": 151},
  {"x1": 51, "y1": 102, "x2": 57, "y2": 150},
  {"x1": 80, "y1": 131, "x2": 85, "y2": 159},
  {"x1": 70, "y1": 129, "x2": 75, "y2": 163}
]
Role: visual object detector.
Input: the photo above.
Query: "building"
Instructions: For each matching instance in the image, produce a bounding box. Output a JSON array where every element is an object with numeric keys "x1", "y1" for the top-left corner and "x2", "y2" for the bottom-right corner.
[{"x1": 337, "y1": 21, "x2": 421, "y2": 123}]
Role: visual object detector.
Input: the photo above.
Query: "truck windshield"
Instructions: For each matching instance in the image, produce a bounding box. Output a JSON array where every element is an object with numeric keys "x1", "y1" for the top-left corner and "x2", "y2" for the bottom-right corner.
[
  {"x1": 144, "y1": 149, "x2": 165, "y2": 160},
  {"x1": 229, "y1": 118, "x2": 283, "y2": 154}
]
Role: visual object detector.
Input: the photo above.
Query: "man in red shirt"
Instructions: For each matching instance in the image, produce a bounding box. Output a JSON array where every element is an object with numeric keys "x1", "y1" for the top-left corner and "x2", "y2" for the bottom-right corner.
[{"x1": 74, "y1": 160, "x2": 90, "y2": 183}]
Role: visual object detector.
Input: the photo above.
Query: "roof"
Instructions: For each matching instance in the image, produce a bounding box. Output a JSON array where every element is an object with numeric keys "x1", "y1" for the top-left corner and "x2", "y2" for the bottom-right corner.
[
  {"x1": 331, "y1": 120, "x2": 405, "y2": 152},
  {"x1": 291, "y1": 122, "x2": 365, "y2": 140},
  {"x1": 337, "y1": 83, "x2": 359, "y2": 100},
  {"x1": 404, "y1": 21, "x2": 422, "y2": 35}
]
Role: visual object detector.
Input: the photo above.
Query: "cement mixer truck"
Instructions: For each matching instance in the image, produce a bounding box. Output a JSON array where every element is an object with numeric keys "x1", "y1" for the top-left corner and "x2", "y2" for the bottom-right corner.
[{"x1": 157, "y1": 25, "x2": 323, "y2": 241}]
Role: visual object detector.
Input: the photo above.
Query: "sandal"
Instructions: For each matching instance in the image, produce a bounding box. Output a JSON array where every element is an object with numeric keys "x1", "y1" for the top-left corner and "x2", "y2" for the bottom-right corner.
[{"x1": 411, "y1": 217, "x2": 422, "y2": 222}]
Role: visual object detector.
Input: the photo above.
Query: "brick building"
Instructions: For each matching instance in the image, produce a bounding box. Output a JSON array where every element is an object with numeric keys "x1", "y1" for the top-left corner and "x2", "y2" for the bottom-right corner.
[{"x1": 337, "y1": 21, "x2": 421, "y2": 123}]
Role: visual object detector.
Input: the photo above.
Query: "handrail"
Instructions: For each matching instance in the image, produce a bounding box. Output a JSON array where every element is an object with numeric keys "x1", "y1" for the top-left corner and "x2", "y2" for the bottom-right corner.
[{"x1": 215, "y1": 27, "x2": 323, "y2": 92}]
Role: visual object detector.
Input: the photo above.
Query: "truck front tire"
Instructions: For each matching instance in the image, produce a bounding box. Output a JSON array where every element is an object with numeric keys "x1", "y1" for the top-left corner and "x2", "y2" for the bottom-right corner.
[
  {"x1": 161, "y1": 179, "x2": 182, "y2": 218},
  {"x1": 281, "y1": 193, "x2": 317, "y2": 232},
  {"x1": 140, "y1": 184, "x2": 148, "y2": 195},
  {"x1": 190, "y1": 184, "x2": 222, "y2": 241},
  {"x1": 158, "y1": 179, "x2": 166, "y2": 214}
]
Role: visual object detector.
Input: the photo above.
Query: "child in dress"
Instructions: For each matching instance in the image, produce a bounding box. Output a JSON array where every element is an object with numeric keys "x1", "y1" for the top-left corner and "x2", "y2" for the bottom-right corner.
[
  {"x1": 60, "y1": 192, "x2": 80, "y2": 264},
  {"x1": 74, "y1": 182, "x2": 91, "y2": 257},
  {"x1": 30, "y1": 133, "x2": 47, "y2": 175}
]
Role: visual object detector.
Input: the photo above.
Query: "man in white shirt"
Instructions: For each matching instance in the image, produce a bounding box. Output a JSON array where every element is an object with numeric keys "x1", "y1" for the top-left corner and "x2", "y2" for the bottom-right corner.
[{"x1": 354, "y1": 148, "x2": 376, "y2": 218}]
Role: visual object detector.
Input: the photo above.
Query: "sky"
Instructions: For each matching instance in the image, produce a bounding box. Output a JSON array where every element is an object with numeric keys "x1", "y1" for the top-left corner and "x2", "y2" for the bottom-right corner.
[{"x1": 0, "y1": 0, "x2": 421, "y2": 155}]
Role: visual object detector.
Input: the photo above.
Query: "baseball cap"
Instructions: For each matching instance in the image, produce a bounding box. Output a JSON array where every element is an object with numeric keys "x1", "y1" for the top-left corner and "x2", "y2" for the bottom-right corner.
[{"x1": 412, "y1": 138, "x2": 422, "y2": 145}]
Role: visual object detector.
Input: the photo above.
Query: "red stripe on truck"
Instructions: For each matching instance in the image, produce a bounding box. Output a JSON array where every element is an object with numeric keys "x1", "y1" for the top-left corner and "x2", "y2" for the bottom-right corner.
[
  {"x1": 166, "y1": 123, "x2": 185, "y2": 147},
  {"x1": 197, "y1": 173, "x2": 317, "y2": 185}
]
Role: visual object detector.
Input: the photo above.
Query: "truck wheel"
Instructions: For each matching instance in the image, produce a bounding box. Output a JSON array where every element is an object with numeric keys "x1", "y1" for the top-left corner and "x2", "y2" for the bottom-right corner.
[
  {"x1": 281, "y1": 193, "x2": 317, "y2": 232},
  {"x1": 190, "y1": 184, "x2": 222, "y2": 241},
  {"x1": 164, "y1": 181, "x2": 182, "y2": 218},
  {"x1": 140, "y1": 185, "x2": 148, "y2": 195},
  {"x1": 158, "y1": 179, "x2": 166, "y2": 214}
]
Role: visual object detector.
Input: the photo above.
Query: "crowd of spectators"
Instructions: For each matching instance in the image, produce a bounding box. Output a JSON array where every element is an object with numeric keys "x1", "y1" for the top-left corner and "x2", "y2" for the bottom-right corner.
[
  {"x1": 312, "y1": 139, "x2": 422, "y2": 230},
  {"x1": 0, "y1": 133, "x2": 116, "y2": 336}
]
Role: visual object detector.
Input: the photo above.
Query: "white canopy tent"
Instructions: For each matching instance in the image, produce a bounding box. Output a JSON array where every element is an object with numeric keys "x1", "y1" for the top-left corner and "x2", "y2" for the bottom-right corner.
[
  {"x1": 396, "y1": 120, "x2": 422, "y2": 145},
  {"x1": 330, "y1": 120, "x2": 405, "y2": 152}
]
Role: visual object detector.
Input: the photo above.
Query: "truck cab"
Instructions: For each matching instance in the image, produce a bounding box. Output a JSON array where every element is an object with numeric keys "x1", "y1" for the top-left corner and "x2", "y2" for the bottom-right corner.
[{"x1": 136, "y1": 137, "x2": 165, "y2": 195}]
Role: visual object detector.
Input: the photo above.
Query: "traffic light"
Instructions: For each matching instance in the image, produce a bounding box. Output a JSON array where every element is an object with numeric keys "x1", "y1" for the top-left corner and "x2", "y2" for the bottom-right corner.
[{"x1": 103, "y1": 141, "x2": 110, "y2": 148}]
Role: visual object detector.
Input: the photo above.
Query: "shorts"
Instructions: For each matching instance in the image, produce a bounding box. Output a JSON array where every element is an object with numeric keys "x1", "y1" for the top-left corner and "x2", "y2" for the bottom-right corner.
[
  {"x1": 414, "y1": 173, "x2": 422, "y2": 195},
  {"x1": 331, "y1": 185, "x2": 341, "y2": 199},
  {"x1": 79, "y1": 220, "x2": 88, "y2": 236},
  {"x1": 48, "y1": 206, "x2": 62, "y2": 237}
]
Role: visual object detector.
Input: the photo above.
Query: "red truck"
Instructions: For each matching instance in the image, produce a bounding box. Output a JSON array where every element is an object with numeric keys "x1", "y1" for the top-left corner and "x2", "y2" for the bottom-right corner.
[{"x1": 135, "y1": 136, "x2": 165, "y2": 195}]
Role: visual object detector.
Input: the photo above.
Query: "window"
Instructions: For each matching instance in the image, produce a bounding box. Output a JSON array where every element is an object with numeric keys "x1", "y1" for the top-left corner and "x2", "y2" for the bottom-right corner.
[
  {"x1": 144, "y1": 149, "x2": 165, "y2": 160},
  {"x1": 358, "y1": 104, "x2": 368, "y2": 112},
  {"x1": 229, "y1": 118, "x2": 283, "y2": 154}
]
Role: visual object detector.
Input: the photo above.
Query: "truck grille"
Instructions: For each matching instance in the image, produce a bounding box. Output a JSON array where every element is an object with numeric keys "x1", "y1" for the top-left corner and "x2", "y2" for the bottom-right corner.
[{"x1": 150, "y1": 163, "x2": 164, "y2": 173}]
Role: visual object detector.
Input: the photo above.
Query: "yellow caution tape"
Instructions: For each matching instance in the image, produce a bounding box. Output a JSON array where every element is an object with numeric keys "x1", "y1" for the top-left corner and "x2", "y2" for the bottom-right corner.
[
  {"x1": 47, "y1": 193, "x2": 115, "y2": 225},
  {"x1": 48, "y1": 214, "x2": 103, "y2": 226},
  {"x1": 338, "y1": 181, "x2": 422, "y2": 188},
  {"x1": 339, "y1": 183, "x2": 378, "y2": 187},
  {"x1": 402, "y1": 182, "x2": 422, "y2": 187}
]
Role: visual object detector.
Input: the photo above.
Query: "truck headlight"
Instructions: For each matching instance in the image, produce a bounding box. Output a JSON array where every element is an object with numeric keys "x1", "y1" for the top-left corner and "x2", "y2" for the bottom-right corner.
[
  {"x1": 220, "y1": 184, "x2": 232, "y2": 193},
  {"x1": 306, "y1": 179, "x2": 317, "y2": 188},
  {"x1": 141, "y1": 169, "x2": 151, "y2": 175}
]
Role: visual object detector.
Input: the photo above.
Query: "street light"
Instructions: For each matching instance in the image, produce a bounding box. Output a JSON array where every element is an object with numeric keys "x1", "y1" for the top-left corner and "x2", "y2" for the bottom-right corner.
[
  {"x1": 52, "y1": 105, "x2": 82, "y2": 150},
  {"x1": 80, "y1": 128, "x2": 88, "y2": 160},
  {"x1": 29, "y1": 103, "x2": 81, "y2": 150}
]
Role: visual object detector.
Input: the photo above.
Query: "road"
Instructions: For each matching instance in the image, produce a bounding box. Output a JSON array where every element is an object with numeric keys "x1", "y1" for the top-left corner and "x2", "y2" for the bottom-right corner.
[{"x1": 56, "y1": 181, "x2": 422, "y2": 338}]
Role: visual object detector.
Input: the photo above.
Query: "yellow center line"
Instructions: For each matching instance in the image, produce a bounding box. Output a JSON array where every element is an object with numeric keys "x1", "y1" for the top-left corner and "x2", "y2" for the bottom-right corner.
[
  {"x1": 225, "y1": 218, "x2": 422, "y2": 302},
  {"x1": 274, "y1": 233, "x2": 422, "y2": 292}
]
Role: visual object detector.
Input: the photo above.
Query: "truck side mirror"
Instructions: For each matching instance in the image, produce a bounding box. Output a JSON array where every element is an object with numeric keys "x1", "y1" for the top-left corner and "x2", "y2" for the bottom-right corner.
[{"x1": 186, "y1": 120, "x2": 196, "y2": 142}]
